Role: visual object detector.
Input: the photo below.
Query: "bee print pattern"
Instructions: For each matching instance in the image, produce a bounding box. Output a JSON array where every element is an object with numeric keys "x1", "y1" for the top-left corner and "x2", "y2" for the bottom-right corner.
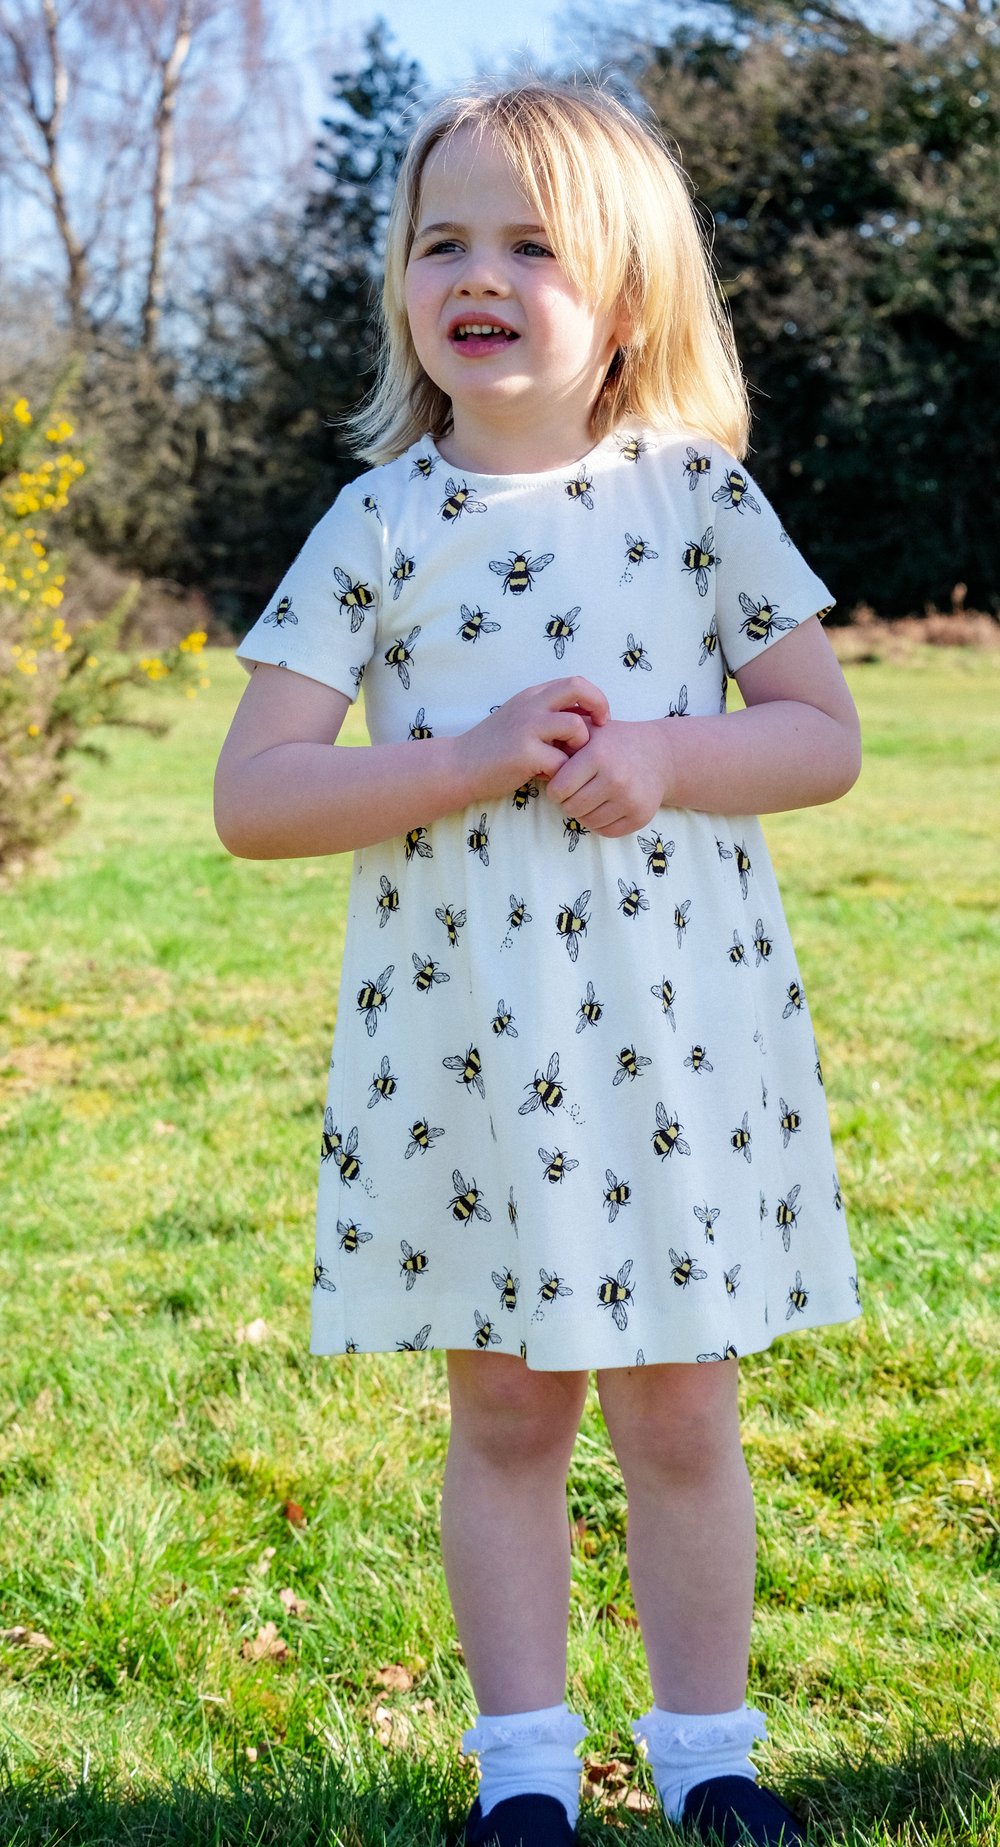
[
  {"x1": 618, "y1": 880, "x2": 649, "y2": 920},
  {"x1": 339, "y1": 1220, "x2": 372, "y2": 1253},
  {"x1": 443, "y1": 1044, "x2": 485, "y2": 1096},
  {"x1": 436, "y1": 902, "x2": 467, "y2": 947},
  {"x1": 638, "y1": 832, "x2": 674, "y2": 877},
  {"x1": 493, "y1": 1268, "x2": 519, "y2": 1311},
  {"x1": 604, "y1": 1170, "x2": 631, "y2": 1222},
  {"x1": 563, "y1": 818, "x2": 589, "y2": 852},
  {"x1": 368, "y1": 1056, "x2": 397, "y2": 1107},
  {"x1": 400, "y1": 1241, "x2": 428, "y2": 1288},
  {"x1": 622, "y1": 633, "x2": 652, "y2": 672},
  {"x1": 458, "y1": 605, "x2": 501, "y2": 642},
  {"x1": 334, "y1": 567, "x2": 375, "y2": 630},
  {"x1": 390, "y1": 549, "x2": 415, "y2": 598},
  {"x1": 357, "y1": 967, "x2": 393, "y2": 1036},
  {"x1": 556, "y1": 891, "x2": 590, "y2": 960},
  {"x1": 598, "y1": 1259, "x2": 635, "y2": 1329},
  {"x1": 467, "y1": 814, "x2": 490, "y2": 865},
  {"x1": 264, "y1": 595, "x2": 296, "y2": 627},
  {"x1": 545, "y1": 608, "x2": 580, "y2": 658},
  {"x1": 776, "y1": 1185, "x2": 802, "y2": 1250},
  {"x1": 491, "y1": 1000, "x2": 518, "y2": 1037},
  {"x1": 519, "y1": 1053, "x2": 566, "y2": 1117},
  {"x1": 450, "y1": 1171, "x2": 491, "y2": 1223},
  {"x1": 565, "y1": 467, "x2": 595, "y2": 508},
  {"x1": 713, "y1": 470, "x2": 761, "y2": 515},
  {"x1": 440, "y1": 478, "x2": 486, "y2": 520},
  {"x1": 376, "y1": 877, "x2": 399, "y2": 927},
  {"x1": 409, "y1": 707, "x2": 433, "y2": 739},
  {"x1": 539, "y1": 1146, "x2": 578, "y2": 1184},
  {"x1": 683, "y1": 446, "x2": 711, "y2": 487},
  {"x1": 404, "y1": 1119, "x2": 444, "y2": 1159},
  {"x1": 670, "y1": 1248, "x2": 707, "y2": 1288},
  {"x1": 384, "y1": 626, "x2": 420, "y2": 688},
  {"x1": 576, "y1": 982, "x2": 602, "y2": 1031},
  {"x1": 681, "y1": 527, "x2": 720, "y2": 596},
  {"x1": 490, "y1": 549, "x2": 555, "y2": 594},
  {"x1": 652, "y1": 1103, "x2": 690, "y2": 1159},
  {"x1": 412, "y1": 952, "x2": 449, "y2": 994},
  {"x1": 613, "y1": 1045, "x2": 651, "y2": 1085}
]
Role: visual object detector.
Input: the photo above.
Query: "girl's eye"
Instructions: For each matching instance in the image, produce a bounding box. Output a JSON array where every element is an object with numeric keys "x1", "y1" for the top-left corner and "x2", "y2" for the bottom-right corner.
[{"x1": 518, "y1": 241, "x2": 553, "y2": 258}]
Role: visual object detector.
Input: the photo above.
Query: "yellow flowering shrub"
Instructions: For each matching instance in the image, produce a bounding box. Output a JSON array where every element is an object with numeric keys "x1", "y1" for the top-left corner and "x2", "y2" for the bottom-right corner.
[{"x1": 0, "y1": 394, "x2": 208, "y2": 871}]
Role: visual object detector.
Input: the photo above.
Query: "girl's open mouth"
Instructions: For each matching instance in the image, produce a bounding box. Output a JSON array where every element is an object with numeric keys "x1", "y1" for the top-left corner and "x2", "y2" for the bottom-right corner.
[{"x1": 450, "y1": 323, "x2": 520, "y2": 352}]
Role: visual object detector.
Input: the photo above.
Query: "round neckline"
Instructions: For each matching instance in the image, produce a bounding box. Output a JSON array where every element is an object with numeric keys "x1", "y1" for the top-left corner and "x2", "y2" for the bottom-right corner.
[{"x1": 420, "y1": 431, "x2": 621, "y2": 485}]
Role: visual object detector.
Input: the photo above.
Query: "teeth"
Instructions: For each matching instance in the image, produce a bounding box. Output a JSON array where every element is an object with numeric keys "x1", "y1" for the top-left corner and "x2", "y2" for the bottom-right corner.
[{"x1": 454, "y1": 323, "x2": 514, "y2": 338}]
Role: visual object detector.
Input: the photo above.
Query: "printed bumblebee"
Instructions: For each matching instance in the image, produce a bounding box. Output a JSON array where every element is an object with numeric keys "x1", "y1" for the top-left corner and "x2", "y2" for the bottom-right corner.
[
  {"x1": 404, "y1": 826, "x2": 432, "y2": 862},
  {"x1": 681, "y1": 527, "x2": 720, "y2": 596},
  {"x1": 576, "y1": 982, "x2": 603, "y2": 1031},
  {"x1": 776, "y1": 1184, "x2": 802, "y2": 1251},
  {"x1": 333, "y1": 1124, "x2": 361, "y2": 1185},
  {"x1": 467, "y1": 814, "x2": 490, "y2": 865},
  {"x1": 376, "y1": 876, "x2": 400, "y2": 927},
  {"x1": 556, "y1": 891, "x2": 591, "y2": 961},
  {"x1": 728, "y1": 930, "x2": 747, "y2": 968},
  {"x1": 786, "y1": 1272, "x2": 809, "y2": 1319},
  {"x1": 565, "y1": 467, "x2": 595, "y2": 508},
  {"x1": 674, "y1": 900, "x2": 692, "y2": 948},
  {"x1": 404, "y1": 1119, "x2": 444, "y2": 1159},
  {"x1": 321, "y1": 1110, "x2": 340, "y2": 1164},
  {"x1": 506, "y1": 894, "x2": 532, "y2": 933},
  {"x1": 670, "y1": 1248, "x2": 707, "y2": 1288},
  {"x1": 400, "y1": 1240, "x2": 428, "y2": 1288},
  {"x1": 545, "y1": 608, "x2": 580, "y2": 658},
  {"x1": 617, "y1": 433, "x2": 648, "y2": 463},
  {"x1": 435, "y1": 902, "x2": 467, "y2": 947},
  {"x1": 537, "y1": 1269, "x2": 573, "y2": 1307},
  {"x1": 409, "y1": 708, "x2": 433, "y2": 739},
  {"x1": 491, "y1": 1000, "x2": 518, "y2": 1037},
  {"x1": 384, "y1": 626, "x2": 420, "y2": 689},
  {"x1": 539, "y1": 1147, "x2": 578, "y2": 1183},
  {"x1": 699, "y1": 621, "x2": 719, "y2": 664},
  {"x1": 621, "y1": 533, "x2": 659, "y2": 585},
  {"x1": 694, "y1": 1202, "x2": 720, "y2": 1242},
  {"x1": 340, "y1": 1220, "x2": 373, "y2": 1253},
  {"x1": 412, "y1": 952, "x2": 449, "y2": 994},
  {"x1": 519, "y1": 1052, "x2": 566, "y2": 1116},
  {"x1": 731, "y1": 841, "x2": 752, "y2": 898},
  {"x1": 738, "y1": 594, "x2": 797, "y2": 645},
  {"x1": 724, "y1": 1265, "x2": 742, "y2": 1296},
  {"x1": 651, "y1": 1103, "x2": 690, "y2": 1159},
  {"x1": 597, "y1": 1259, "x2": 635, "y2": 1330},
  {"x1": 443, "y1": 1044, "x2": 485, "y2": 1097},
  {"x1": 613, "y1": 1045, "x2": 651, "y2": 1086},
  {"x1": 313, "y1": 1256, "x2": 337, "y2": 1292},
  {"x1": 390, "y1": 549, "x2": 415, "y2": 599},
  {"x1": 618, "y1": 879, "x2": 649, "y2": 919},
  {"x1": 397, "y1": 1323, "x2": 432, "y2": 1350},
  {"x1": 563, "y1": 817, "x2": 589, "y2": 852},
  {"x1": 512, "y1": 780, "x2": 539, "y2": 810},
  {"x1": 493, "y1": 1268, "x2": 519, "y2": 1311},
  {"x1": 698, "y1": 1345, "x2": 739, "y2": 1363},
  {"x1": 682, "y1": 445, "x2": 711, "y2": 487},
  {"x1": 490, "y1": 548, "x2": 555, "y2": 594},
  {"x1": 334, "y1": 567, "x2": 375, "y2": 632},
  {"x1": 440, "y1": 478, "x2": 487, "y2": 520},
  {"x1": 410, "y1": 454, "x2": 436, "y2": 479},
  {"x1": 621, "y1": 633, "x2": 652, "y2": 671},
  {"x1": 753, "y1": 920, "x2": 773, "y2": 964},
  {"x1": 778, "y1": 1099, "x2": 802, "y2": 1147},
  {"x1": 650, "y1": 975, "x2": 678, "y2": 1031},
  {"x1": 684, "y1": 1044, "x2": 713, "y2": 1075},
  {"x1": 638, "y1": 831, "x2": 674, "y2": 878},
  {"x1": 357, "y1": 966, "x2": 393, "y2": 1036},
  {"x1": 783, "y1": 980, "x2": 806, "y2": 1016},
  {"x1": 458, "y1": 604, "x2": 501, "y2": 642},
  {"x1": 368, "y1": 1056, "x2": 397, "y2": 1107},
  {"x1": 668, "y1": 684, "x2": 689, "y2": 719},
  {"x1": 730, "y1": 1112, "x2": 752, "y2": 1162},
  {"x1": 603, "y1": 1170, "x2": 631, "y2": 1222},
  {"x1": 449, "y1": 1170, "x2": 491, "y2": 1223},
  {"x1": 712, "y1": 469, "x2": 761, "y2": 516},
  {"x1": 264, "y1": 595, "x2": 296, "y2": 627},
  {"x1": 362, "y1": 493, "x2": 381, "y2": 519}
]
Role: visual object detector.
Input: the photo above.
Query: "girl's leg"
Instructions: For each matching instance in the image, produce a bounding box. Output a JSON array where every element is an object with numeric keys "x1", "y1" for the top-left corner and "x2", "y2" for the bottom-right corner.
[
  {"x1": 442, "y1": 1350, "x2": 589, "y2": 1713},
  {"x1": 596, "y1": 1357, "x2": 754, "y2": 1712}
]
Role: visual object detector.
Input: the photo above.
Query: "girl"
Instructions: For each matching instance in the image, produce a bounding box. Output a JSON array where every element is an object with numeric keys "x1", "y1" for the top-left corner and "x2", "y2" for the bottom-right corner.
[{"x1": 215, "y1": 82, "x2": 862, "y2": 1847}]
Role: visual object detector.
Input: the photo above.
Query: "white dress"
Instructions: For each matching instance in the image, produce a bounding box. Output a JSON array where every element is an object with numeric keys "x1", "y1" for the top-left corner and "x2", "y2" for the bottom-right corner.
[{"x1": 237, "y1": 429, "x2": 861, "y2": 1369}]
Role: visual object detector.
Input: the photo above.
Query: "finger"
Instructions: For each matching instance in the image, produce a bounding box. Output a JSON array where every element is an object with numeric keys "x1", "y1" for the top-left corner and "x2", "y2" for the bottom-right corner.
[
  {"x1": 543, "y1": 711, "x2": 591, "y2": 754},
  {"x1": 545, "y1": 754, "x2": 596, "y2": 806},
  {"x1": 545, "y1": 677, "x2": 610, "y2": 726}
]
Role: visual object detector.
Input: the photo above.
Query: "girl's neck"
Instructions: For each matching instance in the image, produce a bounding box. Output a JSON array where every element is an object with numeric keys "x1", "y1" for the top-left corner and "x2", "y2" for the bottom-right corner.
[{"x1": 435, "y1": 408, "x2": 602, "y2": 478}]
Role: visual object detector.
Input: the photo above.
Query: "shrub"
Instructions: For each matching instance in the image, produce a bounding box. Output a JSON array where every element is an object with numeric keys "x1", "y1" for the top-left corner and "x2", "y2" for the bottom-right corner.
[{"x1": 0, "y1": 393, "x2": 207, "y2": 873}]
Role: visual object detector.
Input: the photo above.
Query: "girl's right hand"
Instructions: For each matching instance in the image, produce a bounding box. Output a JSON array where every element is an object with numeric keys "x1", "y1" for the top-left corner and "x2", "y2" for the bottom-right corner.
[{"x1": 454, "y1": 677, "x2": 610, "y2": 805}]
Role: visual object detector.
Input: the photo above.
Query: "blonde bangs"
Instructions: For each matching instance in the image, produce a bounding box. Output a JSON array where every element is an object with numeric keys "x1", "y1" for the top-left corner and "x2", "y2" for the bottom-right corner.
[{"x1": 347, "y1": 82, "x2": 750, "y2": 466}]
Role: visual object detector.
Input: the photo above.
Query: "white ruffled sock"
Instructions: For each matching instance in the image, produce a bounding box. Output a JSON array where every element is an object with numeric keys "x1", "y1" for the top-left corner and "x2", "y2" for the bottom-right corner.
[
  {"x1": 462, "y1": 1702, "x2": 586, "y2": 1825},
  {"x1": 632, "y1": 1702, "x2": 767, "y2": 1822}
]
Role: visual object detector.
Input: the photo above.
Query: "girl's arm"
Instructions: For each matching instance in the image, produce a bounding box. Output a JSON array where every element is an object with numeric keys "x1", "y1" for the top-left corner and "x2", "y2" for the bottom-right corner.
[
  {"x1": 544, "y1": 615, "x2": 861, "y2": 836},
  {"x1": 214, "y1": 663, "x2": 609, "y2": 860}
]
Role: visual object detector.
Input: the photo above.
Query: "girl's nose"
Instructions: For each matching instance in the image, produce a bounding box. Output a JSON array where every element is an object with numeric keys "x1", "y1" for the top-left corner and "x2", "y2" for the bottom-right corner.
[{"x1": 455, "y1": 250, "x2": 508, "y2": 297}]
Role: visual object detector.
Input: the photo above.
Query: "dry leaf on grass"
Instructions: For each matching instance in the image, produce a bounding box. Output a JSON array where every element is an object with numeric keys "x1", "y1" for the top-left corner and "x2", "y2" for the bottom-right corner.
[
  {"x1": 370, "y1": 1701, "x2": 410, "y2": 1748},
  {"x1": 2, "y1": 1627, "x2": 53, "y2": 1650},
  {"x1": 278, "y1": 1587, "x2": 308, "y2": 1619},
  {"x1": 624, "y1": 1789, "x2": 653, "y2": 1813},
  {"x1": 283, "y1": 1499, "x2": 306, "y2": 1525},
  {"x1": 372, "y1": 1662, "x2": 413, "y2": 1692},
  {"x1": 240, "y1": 1621, "x2": 289, "y2": 1663},
  {"x1": 235, "y1": 1317, "x2": 270, "y2": 1346}
]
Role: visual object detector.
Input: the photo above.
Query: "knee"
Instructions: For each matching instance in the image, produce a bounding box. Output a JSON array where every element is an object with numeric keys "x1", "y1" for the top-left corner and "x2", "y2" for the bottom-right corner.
[
  {"x1": 448, "y1": 1353, "x2": 586, "y2": 1471},
  {"x1": 600, "y1": 1365, "x2": 743, "y2": 1487}
]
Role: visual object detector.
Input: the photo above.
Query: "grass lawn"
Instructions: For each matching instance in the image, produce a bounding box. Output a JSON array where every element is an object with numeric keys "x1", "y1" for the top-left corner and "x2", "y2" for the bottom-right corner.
[{"x1": 0, "y1": 648, "x2": 997, "y2": 1845}]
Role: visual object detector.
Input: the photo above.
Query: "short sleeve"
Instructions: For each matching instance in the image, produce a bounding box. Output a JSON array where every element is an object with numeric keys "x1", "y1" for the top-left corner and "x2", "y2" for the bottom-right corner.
[
  {"x1": 236, "y1": 481, "x2": 382, "y2": 701},
  {"x1": 709, "y1": 444, "x2": 835, "y2": 677}
]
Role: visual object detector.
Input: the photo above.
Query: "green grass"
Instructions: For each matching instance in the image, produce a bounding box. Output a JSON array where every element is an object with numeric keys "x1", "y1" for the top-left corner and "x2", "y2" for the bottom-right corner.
[{"x1": 1, "y1": 649, "x2": 998, "y2": 1845}]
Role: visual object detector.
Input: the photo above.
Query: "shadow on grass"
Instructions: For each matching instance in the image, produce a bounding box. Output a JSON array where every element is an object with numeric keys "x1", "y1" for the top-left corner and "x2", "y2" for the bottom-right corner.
[{"x1": 0, "y1": 1731, "x2": 997, "y2": 1846}]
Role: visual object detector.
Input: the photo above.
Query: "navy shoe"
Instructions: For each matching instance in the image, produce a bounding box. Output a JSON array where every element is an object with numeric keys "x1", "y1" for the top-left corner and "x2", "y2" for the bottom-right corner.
[
  {"x1": 682, "y1": 1775, "x2": 807, "y2": 1845},
  {"x1": 464, "y1": 1792, "x2": 577, "y2": 1847}
]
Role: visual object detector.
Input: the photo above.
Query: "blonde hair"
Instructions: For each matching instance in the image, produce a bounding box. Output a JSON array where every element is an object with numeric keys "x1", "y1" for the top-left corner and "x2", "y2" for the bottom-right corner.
[{"x1": 348, "y1": 80, "x2": 750, "y2": 463}]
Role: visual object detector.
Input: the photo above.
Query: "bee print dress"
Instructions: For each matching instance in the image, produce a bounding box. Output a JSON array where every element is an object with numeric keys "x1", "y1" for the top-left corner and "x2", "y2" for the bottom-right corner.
[{"x1": 237, "y1": 430, "x2": 862, "y2": 1370}]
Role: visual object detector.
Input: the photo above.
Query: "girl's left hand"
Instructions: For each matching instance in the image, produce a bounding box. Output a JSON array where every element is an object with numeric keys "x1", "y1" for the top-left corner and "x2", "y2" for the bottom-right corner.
[{"x1": 544, "y1": 718, "x2": 672, "y2": 835}]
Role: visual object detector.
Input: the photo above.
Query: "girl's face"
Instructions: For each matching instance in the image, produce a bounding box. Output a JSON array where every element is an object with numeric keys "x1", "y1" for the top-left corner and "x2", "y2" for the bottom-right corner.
[{"x1": 404, "y1": 127, "x2": 625, "y2": 471}]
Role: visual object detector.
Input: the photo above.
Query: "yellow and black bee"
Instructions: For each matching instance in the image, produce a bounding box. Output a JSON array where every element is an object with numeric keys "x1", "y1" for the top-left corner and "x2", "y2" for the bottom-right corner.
[
  {"x1": 697, "y1": 1344, "x2": 739, "y2": 1363},
  {"x1": 699, "y1": 621, "x2": 719, "y2": 663},
  {"x1": 621, "y1": 632, "x2": 653, "y2": 672},
  {"x1": 400, "y1": 1240, "x2": 428, "y2": 1289},
  {"x1": 556, "y1": 890, "x2": 591, "y2": 961},
  {"x1": 618, "y1": 879, "x2": 649, "y2": 919},
  {"x1": 759, "y1": 1190, "x2": 768, "y2": 1222},
  {"x1": 738, "y1": 592, "x2": 797, "y2": 645},
  {"x1": 264, "y1": 594, "x2": 296, "y2": 628},
  {"x1": 409, "y1": 707, "x2": 433, "y2": 740},
  {"x1": 321, "y1": 1109, "x2": 340, "y2": 1164},
  {"x1": 367, "y1": 1055, "x2": 397, "y2": 1107},
  {"x1": 362, "y1": 494, "x2": 381, "y2": 519},
  {"x1": 339, "y1": 1219, "x2": 373, "y2": 1253},
  {"x1": 334, "y1": 566, "x2": 375, "y2": 632},
  {"x1": 694, "y1": 1202, "x2": 720, "y2": 1241},
  {"x1": 357, "y1": 965, "x2": 393, "y2": 1036},
  {"x1": 390, "y1": 549, "x2": 415, "y2": 600},
  {"x1": 489, "y1": 548, "x2": 555, "y2": 594},
  {"x1": 443, "y1": 1044, "x2": 485, "y2": 1097},
  {"x1": 404, "y1": 826, "x2": 432, "y2": 862},
  {"x1": 617, "y1": 434, "x2": 648, "y2": 463},
  {"x1": 440, "y1": 477, "x2": 487, "y2": 521},
  {"x1": 412, "y1": 951, "x2": 450, "y2": 994},
  {"x1": 681, "y1": 527, "x2": 720, "y2": 597},
  {"x1": 507, "y1": 894, "x2": 531, "y2": 933},
  {"x1": 670, "y1": 1247, "x2": 707, "y2": 1288},
  {"x1": 538, "y1": 1268, "x2": 573, "y2": 1306},
  {"x1": 638, "y1": 831, "x2": 674, "y2": 878},
  {"x1": 778, "y1": 1099, "x2": 802, "y2": 1148},
  {"x1": 492, "y1": 1268, "x2": 519, "y2": 1311},
  {"x1": 491, "y1": 1000, "x2": 518, "y2": 1038},
  {"x1": 450, "y1": 1170, "x2": 491, "y2": 1223},
  {"x1": 350, "y1": 662, "x2": 366, "y2": 692},
  {"x1": 435, "y1": 902, "x2": 467, "y2": 947},
  {"x1": 753, "y1": 919, "x2": 773, "y2": 964},
  {"x1": 384, "y1": 625, "x2": 421, "y2": 689},
  {"x1": 728, "y1": 930, "x2": 747, "y2": 968},
  {"x1": 473, "y1": 1309, "x2": 501, "y2": 1349},
  {"x1": 730, "y1": 1112, "x2": 752, "y2": 1162},
  {"x1": 376, "y1": 875, "x2": 400, "y2": 927},
  {"x1": 512, "y1": 780, "x2": 539, "y2": 810},
  {"x1": 344, "y1": 1337, "x2": 358, "y2": 1354},
  {"x1": 563, "y1": 816, "x2": 589, "y2": 852},
  {"x1": 683, "y1": 445, "x2": 711, "y2": 487},
  {"x1": 396, "y1": 1322, "x2": 432, "y2": 1350},
  {"x1": 333, "y1": 1124, "x2": 361, "y2": 1185},
  {"x1": 467, "y1": 813, "x2": 490, "y2": 866},
  {"x1": 508, "y1": 1188, "x2": 519, "y2": 1232},
  {"x1": 668, "y1": 683, "x2": 689, "y2": 718},
  {"x1": 613, "y1": 1044, "x2": 651, "y2": 1086},
  {"x1": 411, "y1": 455, "x2": 436, "y2": 479},
  {"x1": 576, "y1": 981, "x2": 602, "y2": 1032},
  {"x1": 539, "y1": 1146, "x2": 578, "y2": 1183},
  {"x1": 313, "y1": 1256, "x2": 337, "y2": 1292},
  {"x1": 519, "y1": 1052, "x2": 566, "y2": 1116},
  {"x1": 776, "y1": 1184, "x2": 802, "y2": 1251},
  {"x1": 650, "y1": 975, "x2": 678, "y2": 1031},
  {"x1": 712, "y1": 469, "x2": 761, "y2": 516},
  {"x1": 458, "y1": 604, "x2": 501, "y2": 642},
  {"x1": 565, "y1": 467, "x2": 594, "y2": 508},
  {"x1": 404, "y1": 1118, "x2": 444, "y2": 1159},
  {"x1": 684, "y1": 1044, "x2": 713, "y2": 1075},
  {"x1": 624, "y1": 532, "x2": 659, "y2": 568},
  {"x1": 545, "y1": 607, "x2": 580, "y2": 659},
  {"x1": 833, "y1": 1172, "x2": 843, "y2": 1211},
  {"x1": 603, "y1": 1170, "x2": 631, "y2": 1222},
  {"x1": 674, "y1": 900, "x2": 692, "y2": 948},
  {"x1": 783, "y1": 981, "x2": 805, "y2": 1017},
  {"x1": 597, "y1": 1259, "x2": 634, "y2": 1330},
  {"x1": 651, "y1": 1102, "x2": 690, "y2": 1159},
  {"x1": 730, "y1": 841, "x2": 752, "y2": 898},
  {"x1": 724, "y1": 1265, "x2": 742, "y2": 1296},
  {"x1": 786, "y1": 1271, "x2": 808, "y2": 1320}
]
